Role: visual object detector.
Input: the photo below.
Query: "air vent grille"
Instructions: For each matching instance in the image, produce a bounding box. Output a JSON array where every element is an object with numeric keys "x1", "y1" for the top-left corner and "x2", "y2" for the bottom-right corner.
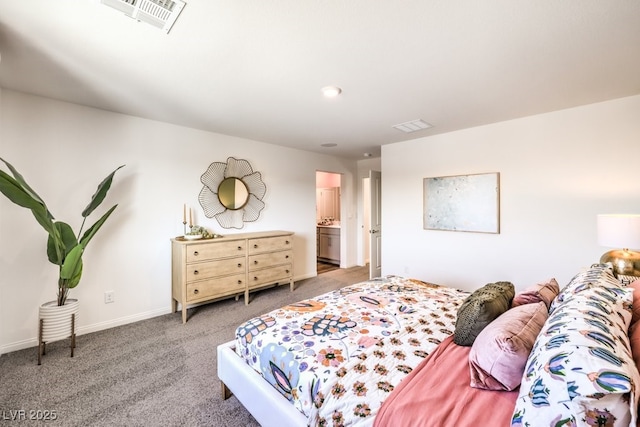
[
  {"x1": 392, "y1": 119, "x2": 433, "y2": 133},
  {"x1": 101, "y1": 0, "x2": 186, "y2": 34}
]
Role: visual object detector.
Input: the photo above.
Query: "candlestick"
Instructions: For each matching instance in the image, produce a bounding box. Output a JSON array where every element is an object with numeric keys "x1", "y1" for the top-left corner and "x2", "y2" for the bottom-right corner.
[
  {"x1": 182, "y1": 204, "x2": 187, "y2": 235},
  {"x1": 189, "y1": 208, "x2": 193, "y2": 227}
]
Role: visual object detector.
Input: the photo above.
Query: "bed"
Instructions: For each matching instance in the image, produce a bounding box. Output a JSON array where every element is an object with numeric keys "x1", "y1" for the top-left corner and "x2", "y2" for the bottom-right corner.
[{"x1": 217, "y1": 265, "x2": 640, "y2": 426}]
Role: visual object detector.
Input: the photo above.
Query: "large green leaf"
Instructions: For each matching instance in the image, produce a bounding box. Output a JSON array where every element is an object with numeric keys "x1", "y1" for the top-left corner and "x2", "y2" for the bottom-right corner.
[
  {"x1": 0, "y1": 170, "x2": 45, "y2": 209},
  {"x1": 0, "y1": 158, "x2": 51, "y2": 214},
  {"x1": 79, "y1": 204, "x2": 118, "y2": 249},
  {"x1": 57, "y1": 250, "x2": 83, "y2": 305},
  {"x1": 0, "y1": 168, "x2": 59, "y2": 246},
  {"x1": 82, "y1": 165, "x2": 124, "y2": 218},
  {"x1": 47, "y1": 222, "x2": 78, "y2": 266},
  {"x1": 30, "y1": 205, "x2": 58, "y2": 237},
  {"x1": 60, "y1": 244, "x2": 84, "y2": 286}
]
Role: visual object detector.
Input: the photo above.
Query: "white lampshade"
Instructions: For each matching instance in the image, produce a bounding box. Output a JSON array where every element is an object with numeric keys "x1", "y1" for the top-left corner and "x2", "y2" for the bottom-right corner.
[{"x1": 597, "y1": 214, "x2": 640, "y2": 249}]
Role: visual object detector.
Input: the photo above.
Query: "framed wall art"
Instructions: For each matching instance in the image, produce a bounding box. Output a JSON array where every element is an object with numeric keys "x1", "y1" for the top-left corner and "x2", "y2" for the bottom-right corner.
[{"x1": 423, "y1": 172, "x2": 500, "y2": 234}]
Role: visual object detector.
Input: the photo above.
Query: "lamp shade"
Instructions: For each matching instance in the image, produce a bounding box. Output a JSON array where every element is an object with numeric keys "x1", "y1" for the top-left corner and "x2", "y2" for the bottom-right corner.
[{"x1": 597, "y1": 214, "x2": 640, "y2": 249}]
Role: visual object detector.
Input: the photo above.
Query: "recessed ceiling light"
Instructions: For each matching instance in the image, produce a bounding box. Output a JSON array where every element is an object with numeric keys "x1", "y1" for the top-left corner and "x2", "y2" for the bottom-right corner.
[
  {"x1": 321, "y1": 86, "x2": 342, "y2": 98},
  {"x1": 392, "y1": 119, "x2": 433, "y2": 133},
  {"x1": 321, "y1": 143, "x2": 338, "y2": 147},
  {"x1": 363, "y1": 153, "x2": 372, "y2": 157}
]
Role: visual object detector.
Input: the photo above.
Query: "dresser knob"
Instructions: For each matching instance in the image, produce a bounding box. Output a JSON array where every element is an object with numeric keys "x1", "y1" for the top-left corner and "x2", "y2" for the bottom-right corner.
[
  {"x1": 254, "y1": 260, "x2": 258, "y2": 265},
  {"x1": 237, "y1": 263, "x2": 242, "y2": 268},
  {"x1": 285, "y1": 255, "x2": 289, "y2": 259},
  {"x1": 237, "y1": 246, "x2": 242, "y2": 251},
  {"x1": 254, "y1": 244, "x2": 258, "y2": 249},
  {"x1": 194, "y1": 289, "x2": 199, "y2": 295},
  {"x1": 193, "y1": 270, "x2": 199, "y2": 275},
  {"x1": 286, "y1": 240, "x2": 290, "y2": 245},
  {"x1": 253, "y1": 276, "x2": 258, "y2": 281},
  {"x1": 286, "y1": 270, "x2": 290, "y2": 274},
  {"x1": 193, "y1": 251, "x2": 199, "y2": 256},
  {"x1": 237, "y1": 280, "x2": 242, "y2": 284}
]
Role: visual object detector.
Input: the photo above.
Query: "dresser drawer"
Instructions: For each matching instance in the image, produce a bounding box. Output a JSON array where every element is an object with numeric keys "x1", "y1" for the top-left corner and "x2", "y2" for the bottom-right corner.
[
  {"x1": 186, "y1": 240, "x2": 246, "y2": 262},
  {"x1": 248, "y1": 235, "x2": 293, "y2": 255},
  {"x1": 186, "y1": 273, "x2": 245, "y2": 302},
  {"x1": 248, "y1": 264, "x2": 292, "y2": 289},
  {"x1": 172, "y1": 231, "x2": 294, "y2": 322},
  {"x1": 248, "y1": 250, "x2": 292, "y2": 272},
  {"x1": 186, "y1": 257, "x2": 245, "y2": 282}
]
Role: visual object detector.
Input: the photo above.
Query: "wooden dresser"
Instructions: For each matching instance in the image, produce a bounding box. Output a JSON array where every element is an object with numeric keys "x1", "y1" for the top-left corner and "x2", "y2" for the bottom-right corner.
[{"x1": 171, "y1": 230, "x2": 294, "y2": 323}]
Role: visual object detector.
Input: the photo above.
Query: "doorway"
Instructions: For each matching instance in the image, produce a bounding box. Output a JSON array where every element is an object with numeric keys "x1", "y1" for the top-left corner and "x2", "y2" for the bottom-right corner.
[
  {"x1": 368, "y1": 170, "x2": 382, "y2": 278},
  {"x1": 316, "y1": 171, "x2": 342, "y2": 274},
  {"x1": 361, "y1": 170, "x2": 382, "y2": 278}
]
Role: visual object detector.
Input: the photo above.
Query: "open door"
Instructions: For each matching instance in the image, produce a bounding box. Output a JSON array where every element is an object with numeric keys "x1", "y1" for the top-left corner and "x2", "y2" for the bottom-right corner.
[{"x1": 369, "y1": 170, "x2": 382, "y2": 278}]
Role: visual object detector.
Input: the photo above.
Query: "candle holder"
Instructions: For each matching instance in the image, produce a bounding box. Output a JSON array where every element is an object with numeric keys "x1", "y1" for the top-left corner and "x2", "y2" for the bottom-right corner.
[{"x1": 183, "y1": 220, "x2": 187, "y2": 235}]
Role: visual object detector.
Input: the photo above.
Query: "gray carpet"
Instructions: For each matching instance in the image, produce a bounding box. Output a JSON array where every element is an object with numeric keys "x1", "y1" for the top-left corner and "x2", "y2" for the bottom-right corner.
[{"x1": 0, "y1": 266, "x2": 369, "y2": 427}]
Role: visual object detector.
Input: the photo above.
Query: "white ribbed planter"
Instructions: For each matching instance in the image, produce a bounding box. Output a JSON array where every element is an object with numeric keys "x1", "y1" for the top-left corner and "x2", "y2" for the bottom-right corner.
[{"x1": 39, "y1": 299, "x2": 79, "y2": 343}]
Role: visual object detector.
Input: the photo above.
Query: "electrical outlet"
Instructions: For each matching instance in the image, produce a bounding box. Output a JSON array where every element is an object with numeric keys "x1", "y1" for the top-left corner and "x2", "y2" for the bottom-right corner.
[{"x1": 104, "y1": 291, "x2": 115, "y2": 304}]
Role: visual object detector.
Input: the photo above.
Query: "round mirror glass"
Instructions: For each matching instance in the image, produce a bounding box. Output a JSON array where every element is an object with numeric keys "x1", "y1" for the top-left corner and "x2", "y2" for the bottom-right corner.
[{"x1": 218, "y1": 177, "x2": 249, "y2": 210}]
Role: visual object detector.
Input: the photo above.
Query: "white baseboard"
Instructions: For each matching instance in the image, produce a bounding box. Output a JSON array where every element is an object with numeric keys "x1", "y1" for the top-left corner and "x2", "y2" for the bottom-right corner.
[
  {"x1": 0, "y1": 307, "x2": 171, "y2": 356},
  {"x1": 1, "y1": 271, "x2": 321, "y2": 356}
]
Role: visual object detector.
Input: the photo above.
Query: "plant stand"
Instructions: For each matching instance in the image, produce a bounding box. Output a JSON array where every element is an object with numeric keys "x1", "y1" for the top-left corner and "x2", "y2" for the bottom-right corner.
[{"x1": 37, "y1": 299, "x2": 79, "y2": 365}]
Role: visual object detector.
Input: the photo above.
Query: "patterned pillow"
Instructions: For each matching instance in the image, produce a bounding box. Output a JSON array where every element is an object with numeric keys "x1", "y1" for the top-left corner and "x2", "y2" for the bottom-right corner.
[
  {"x1": 469, "y1": 301, "x2": 548, "y2": 391},
  {"x1": 512, "y1": 266, "x2": 639, "y2": 427},
  {"x1": 512, "y1": 278, "x2": 559, "y2": 309},
  {"x1": 453, "y1": 281, "x2": 514, "y2": 346},
  {"x1": 549, "y1": 264, "x2": 619, "y2": 312}
]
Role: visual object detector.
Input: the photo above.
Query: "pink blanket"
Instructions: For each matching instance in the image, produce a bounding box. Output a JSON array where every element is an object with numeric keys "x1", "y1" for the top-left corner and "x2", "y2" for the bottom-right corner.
[{"x1": 374, "y1": 335, "x2": 518, "y2": 427}]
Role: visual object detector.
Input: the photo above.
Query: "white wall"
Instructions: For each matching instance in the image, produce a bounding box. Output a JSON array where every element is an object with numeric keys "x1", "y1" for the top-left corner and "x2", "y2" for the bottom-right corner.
[
  {"x1": 382, "y1": 95, "x2": 640, "y2": 292},
  {"x1": 0, "y1": 90, "x2": 360, "y2": 354},
  {"x1": 4, "y1": 91, "x2": 639, "y2": 355}
]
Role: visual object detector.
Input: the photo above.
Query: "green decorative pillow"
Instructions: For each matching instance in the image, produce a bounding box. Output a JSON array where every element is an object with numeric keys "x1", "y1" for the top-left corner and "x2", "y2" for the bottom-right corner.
[{"x1": 453, "y1": 281, "x2": 515, "y2": 346}]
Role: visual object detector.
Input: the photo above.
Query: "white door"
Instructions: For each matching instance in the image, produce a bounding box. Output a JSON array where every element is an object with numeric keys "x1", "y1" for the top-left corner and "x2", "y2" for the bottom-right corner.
[{"x1": 369, "y1": 170, "x2": 382, "y2": 278}]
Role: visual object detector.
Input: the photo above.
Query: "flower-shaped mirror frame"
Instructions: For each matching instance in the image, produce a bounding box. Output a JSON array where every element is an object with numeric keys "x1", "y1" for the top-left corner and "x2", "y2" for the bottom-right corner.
[{"x1": 198, "y1": 157, "x2": 266, "y2": 229}]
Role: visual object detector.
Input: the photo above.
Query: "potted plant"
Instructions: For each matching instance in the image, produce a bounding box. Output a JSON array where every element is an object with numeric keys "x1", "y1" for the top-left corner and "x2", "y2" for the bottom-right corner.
[{"x1": 0, "y1": 158, "x2": 124, "y2": 360}]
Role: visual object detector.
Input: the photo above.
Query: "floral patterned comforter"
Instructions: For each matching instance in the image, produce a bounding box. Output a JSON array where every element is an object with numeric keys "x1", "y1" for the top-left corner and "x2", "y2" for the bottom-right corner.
[{"x1": 234, "y1": 275, "x2": 469, "y2": 426}]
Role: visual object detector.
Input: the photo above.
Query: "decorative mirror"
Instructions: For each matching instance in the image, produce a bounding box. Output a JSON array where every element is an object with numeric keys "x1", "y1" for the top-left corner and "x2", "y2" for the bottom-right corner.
[
  {"x1": 198, "y1": 157, "x2": 266, "y2": 229},
  {"x1": 218, "y1": 177, "x2": 249, "y2": 210}
]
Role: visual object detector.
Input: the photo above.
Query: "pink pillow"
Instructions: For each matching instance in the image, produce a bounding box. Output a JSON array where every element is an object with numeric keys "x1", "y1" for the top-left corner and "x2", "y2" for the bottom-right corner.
[
  {"x1": 628, "y1": 279, "x2": 640, "y2": 327},
  {"x1": 469, "y1": 302, "x2": 548, "y2": 391},
  {"x1": 512, "y1": 278, "x2": 559, "y2": 309}
]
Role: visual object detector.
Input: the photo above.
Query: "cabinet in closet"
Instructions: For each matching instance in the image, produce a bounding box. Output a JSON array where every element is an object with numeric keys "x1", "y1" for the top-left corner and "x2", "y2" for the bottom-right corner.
[{"x1": 316, "y1": 187, "x2": 340, "y2": 222}]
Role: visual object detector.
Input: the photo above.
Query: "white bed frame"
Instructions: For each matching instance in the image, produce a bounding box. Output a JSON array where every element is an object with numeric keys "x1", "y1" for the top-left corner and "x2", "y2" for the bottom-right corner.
[{"x1": 217, "y1": 340, "x2": 308, "y2": 426}]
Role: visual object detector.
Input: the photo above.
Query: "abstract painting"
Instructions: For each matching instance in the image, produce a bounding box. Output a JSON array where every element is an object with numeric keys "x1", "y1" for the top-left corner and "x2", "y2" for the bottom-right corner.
[{"x1": 423, "y1": 172, "x2": 500, "y2": 233}]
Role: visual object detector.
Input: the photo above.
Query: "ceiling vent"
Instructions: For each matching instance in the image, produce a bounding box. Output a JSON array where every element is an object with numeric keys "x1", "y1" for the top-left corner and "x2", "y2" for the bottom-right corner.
[
  {"x1": 392, "y1": 119, "x2": 433, "y2": 133},
  {"x1": 101, "y1": 0, "x2": 186, "y2": 34}
]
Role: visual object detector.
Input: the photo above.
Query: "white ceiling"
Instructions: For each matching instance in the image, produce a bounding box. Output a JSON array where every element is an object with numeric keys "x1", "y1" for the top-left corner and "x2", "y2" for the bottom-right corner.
[{"x1": 1, "y1": 1, "x2": 639, "y2": 159}]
